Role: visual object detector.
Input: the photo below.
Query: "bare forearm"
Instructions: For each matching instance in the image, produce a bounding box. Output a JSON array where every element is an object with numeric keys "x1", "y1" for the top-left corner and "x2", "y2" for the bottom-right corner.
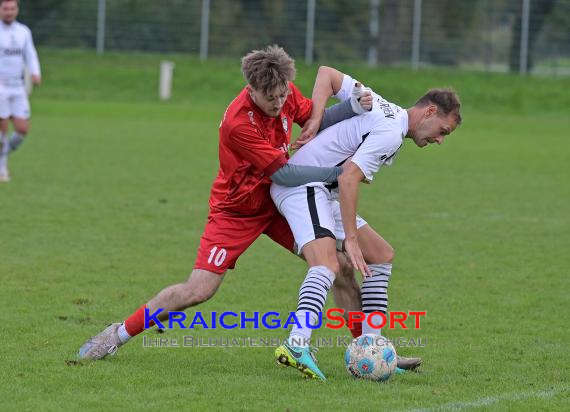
[
  {"x1": 338, "y1": 175, "x2": 360, "y2": 241},
  {"x1": 310, "y1": 66, "x2": 345, "y2": 122}
]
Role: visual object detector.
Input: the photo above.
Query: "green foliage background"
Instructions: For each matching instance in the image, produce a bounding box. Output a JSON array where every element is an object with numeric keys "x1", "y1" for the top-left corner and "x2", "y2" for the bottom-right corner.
[{"x1": 18, "y1": 0, "x2": 570, "y2": 71}]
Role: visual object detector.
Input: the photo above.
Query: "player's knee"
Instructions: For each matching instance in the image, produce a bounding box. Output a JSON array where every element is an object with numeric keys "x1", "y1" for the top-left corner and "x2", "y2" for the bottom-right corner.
[
  {"x1": 12, "y1": 120, "x2": 29, "y2": 135},
  {"x1": 15, "y1": 126, "x2": 28, "y2": 135},
  {"x1": 370, "y1": 243, "x2": 395, "y2": 264},
  {"x1": 384, "y1": 244, "x2": 395, "y2": 263}
]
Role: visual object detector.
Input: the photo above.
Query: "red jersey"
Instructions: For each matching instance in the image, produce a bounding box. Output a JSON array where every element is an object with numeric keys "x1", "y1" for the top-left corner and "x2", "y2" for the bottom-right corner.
[{"x1": 209, "y1": 82, "x2": 313, "y2": 215}]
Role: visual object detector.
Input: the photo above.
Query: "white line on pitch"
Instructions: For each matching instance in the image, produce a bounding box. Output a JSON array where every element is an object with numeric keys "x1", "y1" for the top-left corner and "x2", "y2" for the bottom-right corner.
[{"x1": 401, "y1": 386, "x2": 567, "y2": 412}]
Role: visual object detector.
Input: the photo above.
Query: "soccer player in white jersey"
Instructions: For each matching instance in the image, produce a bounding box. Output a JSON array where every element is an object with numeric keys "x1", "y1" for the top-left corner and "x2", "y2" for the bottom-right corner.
[
  {"x1": 271, "y1": 73, "x2": 461, "y2": 380},
  {"x1": 0, "y1": 0, "x2": 41, "y2": 182}
]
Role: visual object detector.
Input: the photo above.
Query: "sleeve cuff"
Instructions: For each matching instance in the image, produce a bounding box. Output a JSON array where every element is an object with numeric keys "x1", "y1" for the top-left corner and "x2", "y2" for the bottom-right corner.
[
  {"x1": 264, "y1": 154, "x2": 288, "y2": 177},
  {"x1": 350, "y1": 159, "x2": 374, "y2": 183}
]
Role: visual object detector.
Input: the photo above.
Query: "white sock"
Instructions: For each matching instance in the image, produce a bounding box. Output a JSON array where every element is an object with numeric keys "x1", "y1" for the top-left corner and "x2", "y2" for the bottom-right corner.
[
  {"x1": 117, "y1": 323, "x2": 133, "y2": 344},
  {"x1": 362, "y1": 313, "x2": 384, "y2": 337}
]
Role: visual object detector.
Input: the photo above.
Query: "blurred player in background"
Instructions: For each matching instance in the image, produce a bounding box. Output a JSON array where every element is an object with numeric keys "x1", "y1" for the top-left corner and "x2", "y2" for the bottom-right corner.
[
  {"x1": 0, "y1": 0, "x2": 41, "y2": 182},
  {"x1": 78, "y1": 45, "x2": 372, "y2": 360},
  {"x1": 272, "y1": 76, "x2": 461, "y2": 380}
]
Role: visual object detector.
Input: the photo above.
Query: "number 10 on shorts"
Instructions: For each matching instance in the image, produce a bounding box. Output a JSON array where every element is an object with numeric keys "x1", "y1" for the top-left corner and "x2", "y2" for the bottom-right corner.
[{"x1": 208, "y1": 247, "x2": 227, "y2": 267}]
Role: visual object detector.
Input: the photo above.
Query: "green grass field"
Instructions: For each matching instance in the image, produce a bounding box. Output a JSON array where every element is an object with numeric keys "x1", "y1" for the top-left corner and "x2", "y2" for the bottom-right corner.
[{"x1": 1, "y1": 49, "x2": 569, "y2": 411}]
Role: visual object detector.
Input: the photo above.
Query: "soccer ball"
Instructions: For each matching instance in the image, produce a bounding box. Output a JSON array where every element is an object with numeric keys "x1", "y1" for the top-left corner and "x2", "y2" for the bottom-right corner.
[{"x1": 344, "y1": 334, "x2": 398, "y2": 382}]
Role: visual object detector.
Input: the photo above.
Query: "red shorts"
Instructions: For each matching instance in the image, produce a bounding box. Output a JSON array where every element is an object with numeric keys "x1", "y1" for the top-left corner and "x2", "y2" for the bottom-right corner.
[{"x1": 193, "y1": 205, "x2": 294, "y2": 274}]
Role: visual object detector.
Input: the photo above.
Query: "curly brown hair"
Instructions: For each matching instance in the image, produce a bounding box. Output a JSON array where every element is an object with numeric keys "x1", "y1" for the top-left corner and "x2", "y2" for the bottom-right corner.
[{"x1": 241, "y1": 45, "x2": 296, "y2": 96}]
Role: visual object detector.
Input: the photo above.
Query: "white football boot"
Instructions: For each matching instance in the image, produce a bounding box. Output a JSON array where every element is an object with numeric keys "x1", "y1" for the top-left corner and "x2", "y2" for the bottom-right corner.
[{"x1": 78, "y1": 323, "x2": 123, "y2": 360}]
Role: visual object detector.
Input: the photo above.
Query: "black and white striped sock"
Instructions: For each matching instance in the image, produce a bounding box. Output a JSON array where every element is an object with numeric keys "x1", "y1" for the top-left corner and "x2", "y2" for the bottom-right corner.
[
  {"x1": 290, "y1": 266, "x2": 335, "y2": 346},
  {"x1": 361, "y1": 263, "x2": 392, "y2": 336}
]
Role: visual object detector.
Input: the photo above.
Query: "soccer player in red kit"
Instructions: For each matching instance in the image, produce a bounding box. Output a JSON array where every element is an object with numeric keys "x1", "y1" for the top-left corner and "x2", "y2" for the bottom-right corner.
[{"x1": 78, "y1": 45, "x2": 367, "y2": 360}]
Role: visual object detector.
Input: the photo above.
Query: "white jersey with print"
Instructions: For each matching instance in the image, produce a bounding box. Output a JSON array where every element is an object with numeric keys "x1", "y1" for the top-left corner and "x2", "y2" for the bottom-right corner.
[
  {"x1": 270, "y1": 74, "x2": 409, "y2": 251},
  {"x1": 0, "y1": 21, "x2": 41, "y2": 88},
  {"x1": 271, "y1": 74, "x2": 408, "y2": 208}
]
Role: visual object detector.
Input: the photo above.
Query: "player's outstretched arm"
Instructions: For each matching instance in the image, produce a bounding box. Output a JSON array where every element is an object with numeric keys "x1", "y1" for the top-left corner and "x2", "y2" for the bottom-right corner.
[
  {"x1": 228, "y1": 123, "x2": 344, "y2": 187},
  {"x1": 294, "y1": 73, "x2": 372, "y2": 150},
  {"x1": 318, "y1": 84, "x2": 373, "y2": 133},
  {"x1": 311, "y1": 66, "x2": 345, "y2": 115},
  {"x1": 292, "y1": 66, "x2": 345, "y2": 150}
]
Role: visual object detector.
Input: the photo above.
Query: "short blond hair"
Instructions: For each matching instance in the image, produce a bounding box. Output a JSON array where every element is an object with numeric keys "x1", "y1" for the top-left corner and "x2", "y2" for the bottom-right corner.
[{"x1": 241, "y1": 45, "x2": 296, "y2": 95}]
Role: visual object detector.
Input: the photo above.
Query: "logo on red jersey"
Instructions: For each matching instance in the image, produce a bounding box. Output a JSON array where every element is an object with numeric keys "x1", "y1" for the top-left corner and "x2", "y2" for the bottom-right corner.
[
  {"x1": 281, "y1": 116, "x2": 288, "y2": 133},
  {"x1": 248, "y1": 111, "x2": 256, "y2": 125}
]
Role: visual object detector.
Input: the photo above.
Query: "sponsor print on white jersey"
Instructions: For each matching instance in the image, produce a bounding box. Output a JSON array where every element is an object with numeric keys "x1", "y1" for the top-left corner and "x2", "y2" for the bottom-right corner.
[
  {"x1": 0, "y1": 21, "x2": 41, "y2": 87},
  {"x1": 271, "y1": 74, "x2": 408, "y2": 207}
]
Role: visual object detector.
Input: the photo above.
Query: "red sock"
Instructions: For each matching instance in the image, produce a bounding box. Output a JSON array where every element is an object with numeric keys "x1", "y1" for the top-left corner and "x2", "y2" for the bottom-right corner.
[
  {"x1": 124, "y1": 304, "x2": 155, "y2": 337},
  {"x1": 349, "y1": 321, "x2": 362, "y2": 338}
]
